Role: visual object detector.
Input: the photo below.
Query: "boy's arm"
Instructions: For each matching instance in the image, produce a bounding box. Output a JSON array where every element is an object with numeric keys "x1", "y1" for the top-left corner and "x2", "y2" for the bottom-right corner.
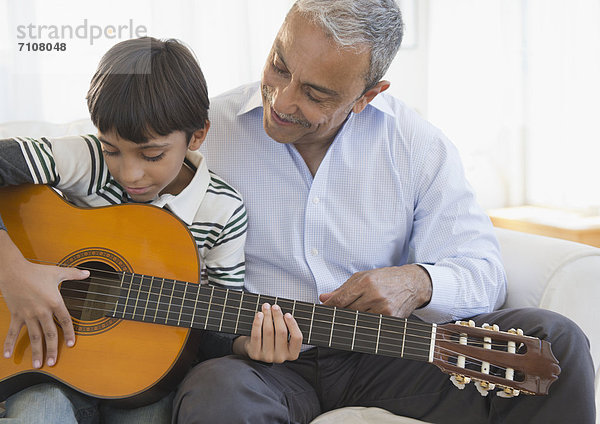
[{"x1": 0, "y1": 137, "x2": 90, "y2": 368}]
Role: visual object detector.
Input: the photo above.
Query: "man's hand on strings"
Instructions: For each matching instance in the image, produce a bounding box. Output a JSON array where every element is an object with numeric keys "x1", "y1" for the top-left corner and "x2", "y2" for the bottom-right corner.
[{"x1": 319, "y1": 264, "x2": 432, "y2": 318}]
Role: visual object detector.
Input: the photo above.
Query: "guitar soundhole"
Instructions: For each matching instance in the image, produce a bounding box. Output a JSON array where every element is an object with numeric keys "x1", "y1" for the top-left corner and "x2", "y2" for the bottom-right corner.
[{"x1": 61, "y1": 261, "x2": 122, "y2": 321}]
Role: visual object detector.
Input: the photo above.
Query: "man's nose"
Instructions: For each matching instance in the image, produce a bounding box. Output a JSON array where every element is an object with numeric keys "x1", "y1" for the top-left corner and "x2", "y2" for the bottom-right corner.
[{"x1": 272, "y1": 83, "x2": 298, "y2": 115}]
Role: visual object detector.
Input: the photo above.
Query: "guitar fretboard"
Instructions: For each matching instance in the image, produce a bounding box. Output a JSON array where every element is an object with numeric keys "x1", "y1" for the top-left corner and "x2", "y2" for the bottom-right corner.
[{"x1": 109, "y1": 272, "x2": 436, "y2": 362}]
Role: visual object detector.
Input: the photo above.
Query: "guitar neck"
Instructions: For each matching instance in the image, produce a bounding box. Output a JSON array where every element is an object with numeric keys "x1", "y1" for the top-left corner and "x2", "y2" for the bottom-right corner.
[{"x1": 109, "y1": 273, "x2": 436, "y2": 362}]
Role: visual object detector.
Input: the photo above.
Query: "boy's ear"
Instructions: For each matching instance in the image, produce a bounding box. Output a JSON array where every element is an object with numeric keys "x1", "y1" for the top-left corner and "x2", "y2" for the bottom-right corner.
[
  {"x1": 352, "y1": 80, "x2": 390, "y2": 114},
  {"x1": 188, "y1": 120, "x2": 211, "y2": 151}
]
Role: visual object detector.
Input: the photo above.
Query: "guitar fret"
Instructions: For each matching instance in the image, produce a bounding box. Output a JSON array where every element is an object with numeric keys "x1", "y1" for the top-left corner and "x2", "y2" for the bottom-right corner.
[
  {"x1": 401, "y1": 319, "x2": 407, "y2": 357},
  {"x1": 375, "y1": 314, "x2": 382, "y2": 354},
  {"x1": 143, "y1": 276, "x2": 154, "y2": 321},
  {"x1": 190, "y1": 283, "x2": 201, "y2": 327},
  {"x1": 328, "y1": 307, "x2": 337, "y2": 347},
  {"x1": 178, "y1": 282, "x2": 188, "y2": 326},
  {"x1": 234, "y1": 291, "x2": 244, "y2": 333},
  {"x1": 307, "y1": 304, "x2": 316, "y2": 344},
  {"x1": 154, "y1": 279, "x2": 165, "y2": 322},
  {"x1": 113, "y1": 271, "x2": 126, "y2": 317},
  {"x1": 123, "y1": 273, "x2": 135, "y2": 318},
  {"x1": 351, "y1": 310, "x2": 358, "y2": 351},
  {"x1": 165, "y1": 280, "x2": 175, "y2": 324},
  {"x1": 204, "y1": 286, "x2": 215, "y2": 330},
  {"x1": 132, "y1": 274, "x2": 143, "y2": 319},
  {"x1": 219, "y1": 290, "x2": 229, "y2": 332}
]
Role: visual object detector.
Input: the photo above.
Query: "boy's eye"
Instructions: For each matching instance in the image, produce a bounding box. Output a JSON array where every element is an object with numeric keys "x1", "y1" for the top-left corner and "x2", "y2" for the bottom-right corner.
[
  {"x1": 102, "y1": 149, "x2": 119, "y2": 157},
  {"x1": 143, "y1": 153, "x2": 165, "y2": 162}
]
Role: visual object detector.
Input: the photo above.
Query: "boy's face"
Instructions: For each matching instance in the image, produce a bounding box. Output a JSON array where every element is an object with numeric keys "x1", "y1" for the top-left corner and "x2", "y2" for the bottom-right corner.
[{"x1": 98, "y1": 129, "x2": 205, "y2": 202}]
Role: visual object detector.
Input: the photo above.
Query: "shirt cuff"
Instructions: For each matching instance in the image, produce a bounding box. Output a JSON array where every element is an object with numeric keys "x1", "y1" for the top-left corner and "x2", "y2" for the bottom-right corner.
[
  {"x1": 195, "y1": 330, "x2": 238, "y2": 361},
  {"x1": 412, "y1": 263, "x2": 457, "y2": 323}
]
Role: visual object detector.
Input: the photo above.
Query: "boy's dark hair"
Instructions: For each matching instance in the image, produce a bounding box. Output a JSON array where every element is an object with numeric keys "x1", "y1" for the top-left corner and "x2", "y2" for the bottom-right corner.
[{"x1": 86, "y1": 37, "x2": 209, "y2": 144}]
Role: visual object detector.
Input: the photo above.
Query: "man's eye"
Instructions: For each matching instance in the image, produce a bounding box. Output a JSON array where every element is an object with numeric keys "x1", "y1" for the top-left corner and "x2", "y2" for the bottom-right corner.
[{"x1": 272, "y1": 62, "x2": 288, "y2": 75}]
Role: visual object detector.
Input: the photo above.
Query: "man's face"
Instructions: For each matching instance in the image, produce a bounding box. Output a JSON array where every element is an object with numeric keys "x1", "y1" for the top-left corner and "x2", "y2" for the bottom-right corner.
[
  {"x1": 261, "y1": 10, "x2": 372, "y2": 148},
  {"x1": 98, "y1": 130, "x2": 200, "y2": 202}
]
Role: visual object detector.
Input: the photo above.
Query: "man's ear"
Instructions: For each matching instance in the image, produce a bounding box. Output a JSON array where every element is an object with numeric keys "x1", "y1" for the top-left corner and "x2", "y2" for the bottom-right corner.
[
  {"x1": 352, "y1": 80, "x2": 390, "y2": 114},
  {"x1": 188, "y1": 120, "x2": 211, "y2": 151}
]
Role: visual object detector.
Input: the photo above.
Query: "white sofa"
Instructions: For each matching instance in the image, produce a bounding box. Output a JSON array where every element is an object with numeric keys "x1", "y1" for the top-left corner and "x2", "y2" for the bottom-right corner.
[
  {"x1": 312, "y1": 228, "x2": 600, "y2": 423},
  {"x1": 1, "y1": 121, "x2": 599, "y2": 423}
]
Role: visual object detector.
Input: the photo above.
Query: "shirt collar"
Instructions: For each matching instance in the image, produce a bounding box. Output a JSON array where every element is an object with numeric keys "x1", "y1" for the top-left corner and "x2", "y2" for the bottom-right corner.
[
  {"x1": 150, "y1": 150, "x2": 209, "y2": 225},
  {"x1": 238, "y1": 83, "x2": 263, "y2": 116},
  {"x1": 236, "y1": 81, "x2": 396, "y2": 118}
]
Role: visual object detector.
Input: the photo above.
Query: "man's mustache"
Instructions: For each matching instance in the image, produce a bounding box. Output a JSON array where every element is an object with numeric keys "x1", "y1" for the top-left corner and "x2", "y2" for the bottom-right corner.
[{"x1": 262, "y1": 85, "x2": 311, "y2": 128}]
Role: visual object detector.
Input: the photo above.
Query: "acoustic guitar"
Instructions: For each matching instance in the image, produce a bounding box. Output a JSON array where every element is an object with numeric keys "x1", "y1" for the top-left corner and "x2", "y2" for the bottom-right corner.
[{"x1": 0, "y1": 185, "x2": 560, "y2": 407}]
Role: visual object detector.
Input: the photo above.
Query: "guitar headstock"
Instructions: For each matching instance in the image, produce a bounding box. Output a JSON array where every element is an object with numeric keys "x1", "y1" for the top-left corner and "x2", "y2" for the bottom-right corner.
[{"x1": 433, "y1": 320, "x2": 560, "y2": 397}]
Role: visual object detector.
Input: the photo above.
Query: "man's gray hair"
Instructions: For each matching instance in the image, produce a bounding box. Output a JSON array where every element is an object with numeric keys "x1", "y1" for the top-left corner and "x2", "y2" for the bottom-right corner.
[{"x1": 292, "y1": 0, "x2": 403, "y2": 89}]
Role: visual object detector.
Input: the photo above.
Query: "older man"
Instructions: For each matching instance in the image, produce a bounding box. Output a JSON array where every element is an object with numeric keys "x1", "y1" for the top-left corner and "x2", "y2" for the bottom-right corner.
[{"x1": 175, "y1": 1, "x2": 595, "y2": 423}]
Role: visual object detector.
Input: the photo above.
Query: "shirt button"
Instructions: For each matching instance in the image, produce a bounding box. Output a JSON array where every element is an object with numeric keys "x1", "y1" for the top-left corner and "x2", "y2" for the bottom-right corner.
[
  {"x1": 312, "y1": 196, "x2": 320, "y2": 205},
  {"x1": 311, "y1": 248, "x2": 319, "y2": 256}
]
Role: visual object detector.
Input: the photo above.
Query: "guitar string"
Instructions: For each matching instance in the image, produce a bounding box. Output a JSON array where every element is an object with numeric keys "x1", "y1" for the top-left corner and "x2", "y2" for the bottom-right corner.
[
  {"x1": 28, "y1": 259, "x2": 443, "y2": 333},
  {"x1": 55, "y1": 290, "x2": 525, "y2": 373},
  {"x1": 33, "y1": 260, "x2": 525, "y2": 353},
  {"x1": 57, "y1": 298, "x2": 515, "y2": 379},
  {"x1": 22, "y1": 260, "x2": 526, "y2": 352},
  {"x1": 56, "y1": 284, "x2": 516, "y2": 350},
  {"x1": 53, "y1": 268, "x2": 520, "y2": 349}
]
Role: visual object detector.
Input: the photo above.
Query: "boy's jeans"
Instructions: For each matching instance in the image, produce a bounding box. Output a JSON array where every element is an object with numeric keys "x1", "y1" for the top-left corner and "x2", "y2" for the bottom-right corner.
[{"x1": 4, "y1": 383, "x2": 172, "y2": 423}]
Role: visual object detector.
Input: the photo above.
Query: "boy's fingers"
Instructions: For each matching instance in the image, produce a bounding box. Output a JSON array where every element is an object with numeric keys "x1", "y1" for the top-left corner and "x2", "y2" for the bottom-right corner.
[
  {"x1": 54, "y1": 305, "x2": 75, "y2": 348},
  {"x1": 248, "y1": 311, "x2": 264, "y2": 358},
  {"x1": 40, "y1": 318, "x2": 59, "y2": 367},
  {"x1": 25, "y1": 319, "x2": 44, "y2": 369},
  {"x1": 285, "y1": 313, "x2": 303, "y2": 356},
  {"x1": 271, "y1": 305, "x2": 288, "y2": 353},
  {"x1": 3, "y1": 319, "x2": 23, "y2": 359}
]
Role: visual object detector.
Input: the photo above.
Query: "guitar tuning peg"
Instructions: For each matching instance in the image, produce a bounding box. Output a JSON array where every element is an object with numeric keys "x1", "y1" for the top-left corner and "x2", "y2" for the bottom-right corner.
[
  {"x1": 450, "y1": 374, "x2": 471, "y2": 389},
  {"x1": 508, "y1": 328, "x2": 524, "y2": 336},
  {"x1": 482, "y1": 323, "x2": 500, "y2": 331},
  {"x1": 475, "y1": 380, "x2": 495, "y2": 396},
  {"x1": 497, "y1": 387, "x2": 520, "y2": 398},
  {"x1": 455, "y1": 320, "x2": 476, "y2": 327}
]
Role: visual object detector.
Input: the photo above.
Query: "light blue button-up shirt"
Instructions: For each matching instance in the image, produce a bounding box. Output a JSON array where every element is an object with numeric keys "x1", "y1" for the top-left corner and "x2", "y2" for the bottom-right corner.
[{"x1": 201, "y1": 82, "x2": 506, "y2": 323}]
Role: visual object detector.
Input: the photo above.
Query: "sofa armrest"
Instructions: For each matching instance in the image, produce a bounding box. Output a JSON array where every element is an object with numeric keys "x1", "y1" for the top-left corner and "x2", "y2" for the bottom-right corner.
[{"x1": 495, "y1": 227, "x2": 600, "y2": 372}]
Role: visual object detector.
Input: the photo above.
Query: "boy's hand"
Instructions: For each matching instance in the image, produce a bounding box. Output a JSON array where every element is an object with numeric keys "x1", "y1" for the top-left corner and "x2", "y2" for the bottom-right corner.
[
  {"x1": 233, "y1": 303, "x2": 303, "y2": 363},
  {"x1": 0, "y1": 230, "x2": 89, "y2": 368}
]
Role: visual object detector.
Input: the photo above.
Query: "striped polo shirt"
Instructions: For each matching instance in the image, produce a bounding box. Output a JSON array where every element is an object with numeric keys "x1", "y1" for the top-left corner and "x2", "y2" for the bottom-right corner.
[{"x1": 0, "y1": 134, "x2": 247, "y2": 289}]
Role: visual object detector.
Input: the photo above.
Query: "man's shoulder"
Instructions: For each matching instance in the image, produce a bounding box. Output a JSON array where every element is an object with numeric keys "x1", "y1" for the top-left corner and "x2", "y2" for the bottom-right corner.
[{"x1": 210, "y1": 82, "x2": 260, "y2": 112}]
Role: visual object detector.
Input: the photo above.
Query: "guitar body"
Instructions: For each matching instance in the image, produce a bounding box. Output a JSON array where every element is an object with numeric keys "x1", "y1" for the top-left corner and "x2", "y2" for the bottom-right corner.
[{"x1": 0, "y1": 184, "x2": 202, "y2": 406}]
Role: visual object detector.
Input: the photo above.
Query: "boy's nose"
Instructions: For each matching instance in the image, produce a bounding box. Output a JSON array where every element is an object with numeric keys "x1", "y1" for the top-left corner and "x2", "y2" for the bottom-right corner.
[{"x1": 119, "y1": 162, "x2": 144, "y2": 185}]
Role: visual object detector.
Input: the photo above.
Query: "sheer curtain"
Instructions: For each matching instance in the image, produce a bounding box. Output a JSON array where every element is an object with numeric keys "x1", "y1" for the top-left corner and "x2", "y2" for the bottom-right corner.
[
  {"x1": 427, "y1": 0, "x2": 600, "y2": 211},
  {"x1": 0, "y1": 0, "x2": 293, "y2": 123}
]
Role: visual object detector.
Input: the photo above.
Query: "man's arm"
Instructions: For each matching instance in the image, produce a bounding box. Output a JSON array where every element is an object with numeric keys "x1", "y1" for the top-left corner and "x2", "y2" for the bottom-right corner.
[{"x1": 322, "y1": 132, "x2": 506, "y2": 323}]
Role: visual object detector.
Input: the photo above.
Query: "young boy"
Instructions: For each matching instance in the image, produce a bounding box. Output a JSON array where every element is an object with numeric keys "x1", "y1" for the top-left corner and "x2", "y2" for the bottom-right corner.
[{"x1": 0, "y1": 37, "x2": 246, "y2": 422}]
